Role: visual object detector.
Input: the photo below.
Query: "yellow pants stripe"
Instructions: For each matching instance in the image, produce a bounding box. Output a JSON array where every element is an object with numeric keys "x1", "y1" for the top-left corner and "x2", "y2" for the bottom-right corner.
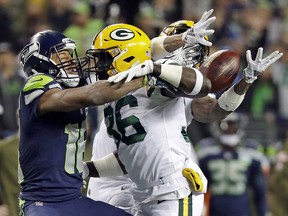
[{"x1": 179, "y1": 193, "x2": 193, "y2": 216}]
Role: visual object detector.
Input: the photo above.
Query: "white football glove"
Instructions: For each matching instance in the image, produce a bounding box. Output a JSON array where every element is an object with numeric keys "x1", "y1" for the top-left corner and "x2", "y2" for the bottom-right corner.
[
  {"x1": 182, "y1": 9, "x2": 216, "y2": 47},
  {"x1": 108, "y1": 60, "x2": 154, "y2": 83},
  {"x1": 243, "y1": 47, "x2": 283, "y2": 83}
]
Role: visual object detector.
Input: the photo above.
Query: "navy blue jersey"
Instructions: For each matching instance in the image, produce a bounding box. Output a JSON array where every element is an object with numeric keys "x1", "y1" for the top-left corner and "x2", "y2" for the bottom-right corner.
[
  {"x1": 197, "y1": 138, "x2": 268, "y2": 216},
  {"x1": 18, "y1": 74, "x2": 87, "y2": 202}
]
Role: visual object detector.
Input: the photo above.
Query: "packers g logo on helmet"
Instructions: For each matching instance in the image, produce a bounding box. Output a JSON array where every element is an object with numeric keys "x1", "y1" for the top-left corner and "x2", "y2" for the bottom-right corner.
[
  {"x1": 87, "y1": 23, "x2": 151, "y2": 80},
  {"x1": 110, "y1": 28, "x2": 135, "y2": 41}
]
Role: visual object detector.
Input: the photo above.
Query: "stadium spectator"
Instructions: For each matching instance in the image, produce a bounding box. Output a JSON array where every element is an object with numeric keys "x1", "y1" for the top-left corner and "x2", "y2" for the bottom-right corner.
[
  {"x1": 269, "y1": 128, "x2": 288, "y2": 216},
  {"x1": 46, "y1": 0, "x2": 73, "y2": 32},
  {"x1": 0, "y1": 131, "x2": 20, "y2": 216},
  {"x1": 0, "y1": 42, "x2": 24, "y2": 138},
  {"x1": 63, "y1": 1, "x2": 105, "y2": 56}
]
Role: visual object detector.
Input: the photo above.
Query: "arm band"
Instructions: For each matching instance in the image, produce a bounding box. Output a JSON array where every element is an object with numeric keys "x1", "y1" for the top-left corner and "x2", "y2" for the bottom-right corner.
[
  {"x1": 217, "y1": 85, "x2": 245, "y2": 111},
  {"x1": 187, "y1": 68, "x2": 203, "y2": 95},
  {"x1": 91, "y1": 153, "x2": 125, "y2": 177},
  {"x1": 151, "y1": 36, "x2": 171, "y2": 60},
  {"x1": 159, "y1": 64, "x2": 183, "y2": 88}
]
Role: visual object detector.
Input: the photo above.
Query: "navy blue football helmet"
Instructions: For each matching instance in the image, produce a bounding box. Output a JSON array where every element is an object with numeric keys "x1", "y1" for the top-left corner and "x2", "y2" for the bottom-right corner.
[{"x1": 19, "y1": 30, "x2": 89, "y2": 87}]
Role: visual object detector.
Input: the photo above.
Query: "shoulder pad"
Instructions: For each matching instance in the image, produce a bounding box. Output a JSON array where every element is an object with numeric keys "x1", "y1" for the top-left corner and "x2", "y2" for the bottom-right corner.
[{"x1": 23, "y1": 74, "x2": 56, "y2": 92}]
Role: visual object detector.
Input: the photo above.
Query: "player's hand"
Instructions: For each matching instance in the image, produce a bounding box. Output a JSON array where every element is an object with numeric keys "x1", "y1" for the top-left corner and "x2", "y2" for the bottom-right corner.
[
  {"x1": 243, "y1": 47, "x2": 283, "y2": 83},
  {"x1": 182, "y1": 9, "x2": 216, "y2": 47},
  {"x1": 108, "y1": 60, "x2": 154, "y2": 83}
]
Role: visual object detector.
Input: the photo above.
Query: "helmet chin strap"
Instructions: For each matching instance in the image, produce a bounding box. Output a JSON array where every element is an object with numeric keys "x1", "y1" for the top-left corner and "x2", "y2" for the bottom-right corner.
[
  {"x1": 219, "y1": 134, "x2": 241, "y2": 147},
  {"x1": 58, "y1": 69, "x2": 80, "y2": 88}
]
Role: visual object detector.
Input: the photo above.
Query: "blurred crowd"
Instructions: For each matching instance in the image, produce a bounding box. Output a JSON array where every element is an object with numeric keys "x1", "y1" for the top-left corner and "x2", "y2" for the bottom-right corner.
[{"x1": 0, "y1": 0, "x2": 288, "y2": 215}]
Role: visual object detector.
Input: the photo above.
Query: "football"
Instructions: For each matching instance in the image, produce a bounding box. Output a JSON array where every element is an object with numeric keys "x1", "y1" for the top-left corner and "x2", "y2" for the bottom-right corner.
[{"x1": 199, "y1": 50, "x2": 240, "y2": 93}]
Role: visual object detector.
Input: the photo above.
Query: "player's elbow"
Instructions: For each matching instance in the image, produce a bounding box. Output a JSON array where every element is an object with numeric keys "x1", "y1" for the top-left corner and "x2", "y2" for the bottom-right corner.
[
  {"x1": 199, "y1": 77, "x2": 212, "y2": 96},
  {"x1": 191, "y1": 77, "x2": 211, "y2": 97},
  {"x1": 181, "y1": 68, "x2": 211, "y2": 97}
]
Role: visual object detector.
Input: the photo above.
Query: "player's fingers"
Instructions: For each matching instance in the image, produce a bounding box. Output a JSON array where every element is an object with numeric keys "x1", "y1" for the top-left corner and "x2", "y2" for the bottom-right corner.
[
  {"x1": 246, "y1": 50, "x2": 252, "y2": 63},
  {"x1": 255, "y1": 47, "x2": 263, "y2": 62},
  {"x1": 198, "y1": 29, "x2": 214, "y2": 36},
  {"x1": 114, "y1": 73, "x2": 127, "y2": 83},
  {"x1": 199, "y1": 39, "x2": 212, "y2": 47},
  {"x1": 201, "y1": 9, "x2": 214, "y2": 21},
  {"x1": 108, "y1": 75, "x2": 117, "y2": 82},
  {"x1": 261, "y1": 51, "x2": 280, "y2": 65},
  {"x1": 198, "y1": 11, "x2": 208, "y2": 23},
  {"x1": 198, "y1": 10, "x2": 211, "y2": 24},
  {"x1": 264, "y1": 52, "x2": 283, "y2": 69},
  {"x1": 272, "y1": 52, "x2": 283, "y2": 62},
  {"x1": 125, "y1": 71, "x2": 136, "y2": 83},
  {"x1": 267, "y1": 51, "x2": 282, "y2": 63},
  {"x1": 125, "y1": 77, "x2": 133, "y2": 83},
  {"x1": 202, "y1": 17, "x2": 216, "y2": 28}
]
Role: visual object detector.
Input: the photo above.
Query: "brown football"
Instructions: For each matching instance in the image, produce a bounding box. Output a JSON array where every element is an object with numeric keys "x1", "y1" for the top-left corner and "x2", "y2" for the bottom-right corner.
[{"x1": 200, "y1": 50, "x2": 240, "y2": 93}]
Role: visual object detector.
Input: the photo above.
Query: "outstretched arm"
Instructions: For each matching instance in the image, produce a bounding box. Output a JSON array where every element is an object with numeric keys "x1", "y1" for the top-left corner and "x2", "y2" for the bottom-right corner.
[
  {"x1": 151, "y1": 9, "x2": 216, "y2": 60},
  {"x1": 38, "y1": 77, "x2": 145, "y2": 115},
  {"x1": 192, "y1": 47, "x2": 283, "y2": 123},
  {"x1": 108, "y1": 60, "x2": 211, "y2": 98}
]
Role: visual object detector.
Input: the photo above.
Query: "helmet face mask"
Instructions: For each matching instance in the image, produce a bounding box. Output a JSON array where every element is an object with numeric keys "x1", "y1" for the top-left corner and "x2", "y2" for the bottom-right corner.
[
  {"x1": 87, "y1": 24, "x2": 151, "y2": 80},
  {"x1": 19, "y1": 30, "x2": 89, "y2": 88},
  {"x1": 161, "y1": 21, "x2": 194, "y2": 36},
  {"x1": 214, "y1": 113, "x2": 245, "y2": 147},
  {"x1": 167, "y1": 43, "x2": 209, "y2": 68},
  {"x1": 160, "y1": 20, "x2": 210, "y2": 68},
  {"x1": 86, "y1": 48, "x2": 116, "y2": 80}
]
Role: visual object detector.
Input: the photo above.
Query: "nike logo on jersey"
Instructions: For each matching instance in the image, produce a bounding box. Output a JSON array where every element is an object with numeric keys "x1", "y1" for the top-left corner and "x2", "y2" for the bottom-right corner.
[
  {"x1": 31, "y1": 77, "x2": 43, "y2": 82},
  {"x1": 157, "y1": 200, "x2": 166, "y2": 204},
  {"x1": 121, "y1": 186, "x2": 130, "y2": 190}
]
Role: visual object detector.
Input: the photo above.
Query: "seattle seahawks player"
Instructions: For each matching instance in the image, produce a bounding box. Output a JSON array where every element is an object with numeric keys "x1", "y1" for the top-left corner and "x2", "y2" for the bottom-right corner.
[
  {"x1": 17, "y1": 30, "x2": 147, "y2": 216},
  {"x1": 197, "y1": 113, "x2": 270, "y2": 216}
]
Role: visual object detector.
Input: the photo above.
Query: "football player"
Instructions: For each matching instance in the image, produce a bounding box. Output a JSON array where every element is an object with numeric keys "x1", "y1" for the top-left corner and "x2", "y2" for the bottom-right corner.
[
  {"x1": 86, "y1": 9, "x2": 282, "y2": 215},
  {"x1": 197, "y1": 112, "x2": 270, "y2": 216},
  {"x1": 84, "y1": 22, "x2": 213, "y2": 216},
  {"x1": 17, "y1": 30, "x2": 147, "y2": 216},
  {"x1": 86, "y1": 10, "x2": 216, "y2": 216}
]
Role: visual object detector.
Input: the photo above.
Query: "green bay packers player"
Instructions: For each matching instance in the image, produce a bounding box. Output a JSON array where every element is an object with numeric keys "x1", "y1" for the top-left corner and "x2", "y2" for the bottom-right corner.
[
  {"x1": 84, "y1": 20, "x2": 212, "y2": 215},
  {"x1": 86, "y1": 8, "x2": 281, "y2": 215},
  {"x1": 17, "y1": 30, "x2": 147, "y2": 216},
  {"x1": 86, "y1": 15, "x2": 214, "y2": 214}
]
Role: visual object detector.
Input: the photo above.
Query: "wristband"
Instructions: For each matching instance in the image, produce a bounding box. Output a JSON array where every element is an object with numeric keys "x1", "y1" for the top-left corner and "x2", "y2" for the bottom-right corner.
[
  {"x1": 151, "y1": 36, "x2": 171, "y2": 60},
  {"x1": 217, "y1": 85, "x2": 245, "y2": 111},
  {"x1": 187, "y1": 68, "x2": 203, "y2": 95},
  {"x1": 159, "y1": 64, "x2": 183, "y2": 88},
  {"x1": 90, "y1": 153, "x2": 125, "y2": 177}
]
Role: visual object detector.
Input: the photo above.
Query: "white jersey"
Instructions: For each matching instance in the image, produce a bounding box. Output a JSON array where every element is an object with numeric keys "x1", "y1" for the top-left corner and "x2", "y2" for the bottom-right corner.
[
  {"x1": 87, "y1": 120, "x2": 134, "y2": 209},
  {"x1": 103, "y1": 86, "x2": 198, "y2": 202}
]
